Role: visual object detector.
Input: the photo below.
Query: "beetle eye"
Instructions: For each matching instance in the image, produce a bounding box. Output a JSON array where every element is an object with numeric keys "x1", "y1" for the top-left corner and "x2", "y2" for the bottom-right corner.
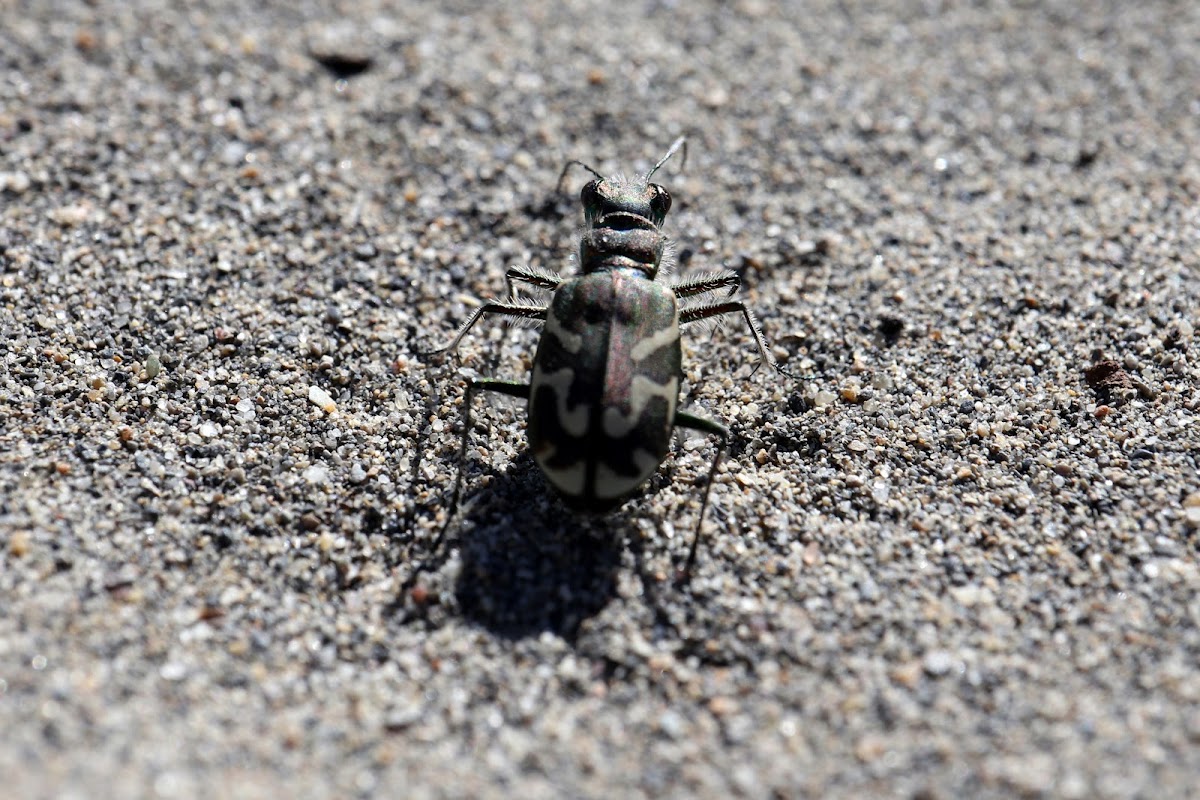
[
  {"x1": 580, "y1": 180, "x2": 600, "y2": 206},
  {"x1": 650, "y1": 184, "x2": 672, "y2": 216}
]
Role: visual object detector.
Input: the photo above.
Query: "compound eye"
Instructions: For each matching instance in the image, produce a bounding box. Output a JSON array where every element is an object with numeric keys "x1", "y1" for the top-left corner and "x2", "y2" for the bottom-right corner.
[
  {"x1": 650, "y1": 184, "x2": 672, "y2": 217},
  {"x1": 580, "y1": 180, "x2": 601, "y2": 206}
]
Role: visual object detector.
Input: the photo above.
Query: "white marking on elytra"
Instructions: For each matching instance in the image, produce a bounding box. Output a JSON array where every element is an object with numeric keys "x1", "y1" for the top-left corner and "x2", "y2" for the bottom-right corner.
[
  {"x1": 533, "y1": 367, "x2": 590, "y2": 438},
  {"x1": 602, "y1": 375, "x2": 679, "y2": 438},
  {"x1": 544, "y1": 310, "x2": 583, "y2": 354},
  {"x1": 594, "y1": 449, "x2": 662, "y2": 499},
  {"x1": 632, "y1": 447, "x2": 662, "y2": 477},
  {"x1": 629, "y1": 320, "x2": 678, "y2": 362},
  {"x1": 541, "y1": 457, "x2": 587, "y2": 496}
]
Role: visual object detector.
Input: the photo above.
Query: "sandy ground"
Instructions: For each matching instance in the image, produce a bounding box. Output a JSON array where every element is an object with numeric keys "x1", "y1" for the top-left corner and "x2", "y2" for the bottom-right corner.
[{"x1": 2, "y1": 1, "x2": 1199, "y2": 797}]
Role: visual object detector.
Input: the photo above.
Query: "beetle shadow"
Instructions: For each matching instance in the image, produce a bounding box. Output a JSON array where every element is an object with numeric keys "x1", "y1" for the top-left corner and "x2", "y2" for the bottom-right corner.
[{"x1": 447, "y1": 453, "x2": 629, "y2": 641}]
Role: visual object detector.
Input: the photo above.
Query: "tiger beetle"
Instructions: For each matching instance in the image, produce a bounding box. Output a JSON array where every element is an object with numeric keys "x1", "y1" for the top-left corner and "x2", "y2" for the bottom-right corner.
[{"x1": 430, "y1": 137, "x2": 789, "y2": 575}]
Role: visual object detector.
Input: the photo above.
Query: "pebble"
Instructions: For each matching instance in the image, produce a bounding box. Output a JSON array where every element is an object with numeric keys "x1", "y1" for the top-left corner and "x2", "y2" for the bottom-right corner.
[
  {"x1": 812, "y1": 389, "x2": 837, "y2": 407},
  {"x1": 308, "y1": 385, "x2": 337, "y2": 413},
  {"x1": 303, "y1": 465, "x2": 329, "y2": 485},
  {"x1": 9, "y1": 530, "x2": 31, "y2": 557},
  {"x1": 1186, "y1": 506, "x2": 1200, "y2": 528},
  {"x1": 0, "y1": 170, "x2": 32, "y2": 193},
  {"x1": 923, "y1": 650, "x2": 956, "y2": 677}
]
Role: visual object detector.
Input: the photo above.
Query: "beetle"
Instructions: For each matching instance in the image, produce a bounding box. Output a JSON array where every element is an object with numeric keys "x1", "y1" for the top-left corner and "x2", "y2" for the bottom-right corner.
[{"x1": 430, "y1": 138, "x2": 788, "y2": 573}]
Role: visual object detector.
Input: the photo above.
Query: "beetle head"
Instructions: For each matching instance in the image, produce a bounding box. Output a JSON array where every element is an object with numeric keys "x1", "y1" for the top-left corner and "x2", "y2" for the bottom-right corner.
[
  {"x1": 559, "y1": 137, "x2": 687, "y2": 233},
  {"x1": 580, "y1": 176, "x2": 672, "y2": 232}
]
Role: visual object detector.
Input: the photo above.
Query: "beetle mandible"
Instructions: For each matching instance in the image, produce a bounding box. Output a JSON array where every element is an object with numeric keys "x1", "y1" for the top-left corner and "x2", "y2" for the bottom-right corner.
[{"x1": 431, "y1": 138, "x2": 789, "y2": 573}]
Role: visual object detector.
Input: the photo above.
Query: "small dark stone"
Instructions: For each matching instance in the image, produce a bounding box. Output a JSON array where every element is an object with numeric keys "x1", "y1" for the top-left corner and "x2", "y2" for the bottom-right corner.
[
  {"x1": 1075, "y1": 143, "x2": 1101, "y2": 169},
  {"x1": 1083, "y1": 359, "x2": 1133, "y2": 404},
  {"x1": 311, "y1": 52, "x2": 373, "y2": 79},
  {"x1": 879, "y1": 315, "x2": 904, "y2": 343},
  {"x1": 362, "y1": 506, "x2": 384, "y2": 532}
]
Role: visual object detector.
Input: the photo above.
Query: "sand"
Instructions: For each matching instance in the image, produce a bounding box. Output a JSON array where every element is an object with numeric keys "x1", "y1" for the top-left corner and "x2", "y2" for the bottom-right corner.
[{"x1": 2, "y1": 1, "x2": 1198, "y2": 797}]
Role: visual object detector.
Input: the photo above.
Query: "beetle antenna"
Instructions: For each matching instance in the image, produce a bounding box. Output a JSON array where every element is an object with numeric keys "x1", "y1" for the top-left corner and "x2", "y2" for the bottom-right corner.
[
  {"x1": 646, "y1": 136, "x2": 687, "y2": 180},
  {"x1": 556, "y1": 159, "x2": 605, "y2": 194}
]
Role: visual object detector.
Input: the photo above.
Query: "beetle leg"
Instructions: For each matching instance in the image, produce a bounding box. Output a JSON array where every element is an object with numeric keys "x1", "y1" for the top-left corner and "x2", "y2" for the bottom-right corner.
[
  {"x1": 424, "y1": 301, "x2": 547, "y2": 358},
  {"x1": 431, "y1": 378, "x2": 530, "y2": 567},
  {"x1": 673, "y1": 410, "x2": 729, "y2": 579},
  {"x1": 679, "y1": 300, "x2": 793, "y2": 377},
  {"x1": 448, "y1": 377, "x2": 533, "y2": 517},
  {"x1": 670, "y1": 270, "x2": 740, "y2": 300},
  {"x1": 505, "y1": 265, "x2": 565, "y2": 298},
  {"x1": 399, "y1": 378, "x2": 531, "y2": 620}
]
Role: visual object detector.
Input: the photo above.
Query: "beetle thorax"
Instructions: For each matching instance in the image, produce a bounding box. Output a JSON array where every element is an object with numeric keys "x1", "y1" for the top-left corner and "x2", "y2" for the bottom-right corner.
[{"x1": 578, "y1": 227, "x2": 666, "y2": 278}]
